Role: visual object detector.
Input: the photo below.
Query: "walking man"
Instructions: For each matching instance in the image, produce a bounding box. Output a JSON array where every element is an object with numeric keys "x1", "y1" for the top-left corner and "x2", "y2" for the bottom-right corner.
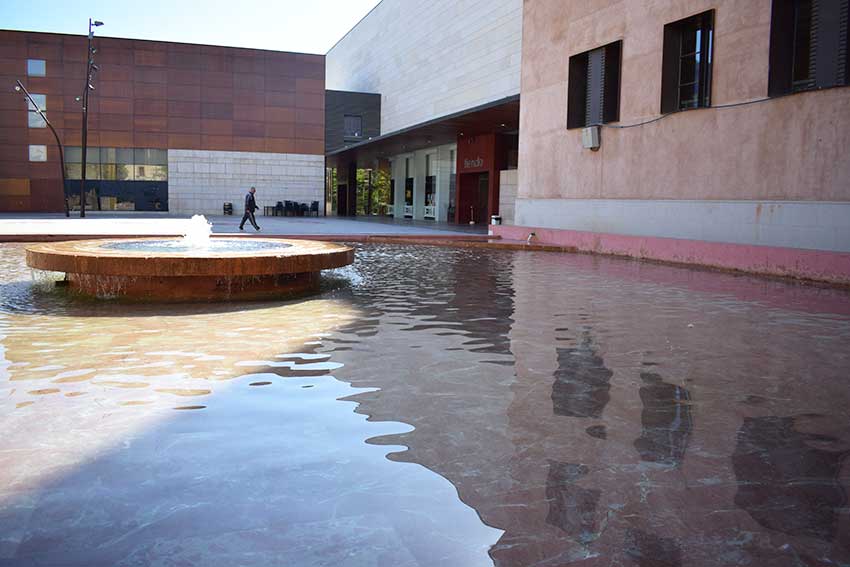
[{"x1": 239, "y1": 186, "x2": 260, "y2": 231}]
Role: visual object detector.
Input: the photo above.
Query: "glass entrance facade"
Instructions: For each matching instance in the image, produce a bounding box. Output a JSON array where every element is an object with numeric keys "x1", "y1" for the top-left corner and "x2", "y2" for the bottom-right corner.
[{"x1": 64, "y1": 147, "x2": 168, "y2": 211}]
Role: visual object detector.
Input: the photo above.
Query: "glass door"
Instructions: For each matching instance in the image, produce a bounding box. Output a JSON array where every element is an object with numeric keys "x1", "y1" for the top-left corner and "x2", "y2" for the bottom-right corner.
[
  {"x1": 424, "y1": 153, "x2": 436, "y2": 219},
  {"x1": 475, "y1": 172, "x2": 489, "y2": 225},
  {"x1": 403, "y1": 157, "x2": 414, "y2": 217}
]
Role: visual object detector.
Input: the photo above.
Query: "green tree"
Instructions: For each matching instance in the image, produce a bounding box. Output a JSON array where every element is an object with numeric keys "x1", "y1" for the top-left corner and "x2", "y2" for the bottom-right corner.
[{"x1": 355, "y1": 168, "x2": 391, "y2": 215}]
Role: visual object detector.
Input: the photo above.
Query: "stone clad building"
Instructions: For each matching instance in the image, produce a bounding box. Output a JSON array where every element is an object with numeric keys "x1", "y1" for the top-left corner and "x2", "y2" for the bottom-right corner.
[{"x1": 325, "y1": 0, "x2": 523, "y2": 224}]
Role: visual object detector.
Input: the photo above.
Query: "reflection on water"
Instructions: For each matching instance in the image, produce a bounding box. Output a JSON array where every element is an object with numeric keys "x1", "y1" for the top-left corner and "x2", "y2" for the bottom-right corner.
[
  {"x1": 545, "y1": 461, "x2": 601, "y2": 545},
  {"x1": 624, "y1": 528, "x2": 683, "y2": 567},
  {"x1": 732, "y1": 416, "x2": 848, "y2": 542},
  {"x1": 2, "y1": 242, "x2": 850, "y2": 566},
  {"x1": 552, "y1": 335, "x2": 613, "y2": 418},
  {"x1": 633, "y1": 372, "x2": 693, "y2": 467},
  {"x1": 99, "y1": 238, "x2": 293, "y2": 254}
]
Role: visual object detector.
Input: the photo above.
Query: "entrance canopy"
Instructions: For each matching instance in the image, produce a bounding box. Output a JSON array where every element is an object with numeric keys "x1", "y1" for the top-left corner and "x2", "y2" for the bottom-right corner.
[{"x1": 325, "y1": 95, "x2": 519, "y2": 169}]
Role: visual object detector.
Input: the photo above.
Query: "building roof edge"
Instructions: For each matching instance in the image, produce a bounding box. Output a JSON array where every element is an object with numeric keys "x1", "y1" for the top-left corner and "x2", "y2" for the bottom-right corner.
[
  {"x1": 0, "y1": 28, "x2": 325, "y2": 57},
  {"x1": 325, "y1": 0, "x2": 386, "y2": 56}
]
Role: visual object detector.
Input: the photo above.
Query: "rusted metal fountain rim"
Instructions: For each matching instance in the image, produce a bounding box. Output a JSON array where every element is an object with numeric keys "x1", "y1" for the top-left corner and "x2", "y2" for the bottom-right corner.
[{"x1": 26, "y1": 238, "x2": 354, "y2": 278}]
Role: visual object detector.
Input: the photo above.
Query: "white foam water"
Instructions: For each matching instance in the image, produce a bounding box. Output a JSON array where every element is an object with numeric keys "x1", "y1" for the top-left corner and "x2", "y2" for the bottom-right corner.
[{"x1": 182, "y1": 215, "x2": 213, "y2": 249}]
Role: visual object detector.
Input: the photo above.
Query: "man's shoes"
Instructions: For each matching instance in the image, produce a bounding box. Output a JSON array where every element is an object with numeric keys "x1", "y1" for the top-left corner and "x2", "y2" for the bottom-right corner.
[
  {"x1": 239, "y1": 226, "x2": 244, "y2": 231},
  {"x1": 255, "y1": 226, "x2": 261, "y2": 232}
]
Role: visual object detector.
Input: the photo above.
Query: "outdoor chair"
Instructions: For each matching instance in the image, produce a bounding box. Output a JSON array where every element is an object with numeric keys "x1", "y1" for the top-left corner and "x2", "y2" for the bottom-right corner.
[
  {"x1": 310, "y1": 201, "x2": 319, "y2": 216},
  {"x1": 275, "y1": 201, "x2": 284, "y2": 216},
  {"x1": 284, "y1": 200, "x2": 295, "y2": 216}
]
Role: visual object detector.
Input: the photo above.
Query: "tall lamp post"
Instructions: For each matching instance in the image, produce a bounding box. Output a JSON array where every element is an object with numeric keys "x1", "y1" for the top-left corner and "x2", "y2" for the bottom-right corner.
[
  {"x1": 15, "y1": 80, "x2": 69, "y2": 217},
  {"x1": 79, "y1": 18, "x2": 103, "y2": 218}
]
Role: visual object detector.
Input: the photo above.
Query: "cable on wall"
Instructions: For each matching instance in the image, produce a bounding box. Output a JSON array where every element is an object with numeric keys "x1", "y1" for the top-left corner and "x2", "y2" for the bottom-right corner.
[{"x1": 595, "y1": 95, "x2": 775, "y2": 130}]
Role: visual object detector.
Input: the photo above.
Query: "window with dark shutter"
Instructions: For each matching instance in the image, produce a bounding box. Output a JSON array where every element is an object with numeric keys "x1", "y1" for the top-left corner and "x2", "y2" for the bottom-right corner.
[
  {"x1": 769, "y1": 0, "x2": 850, "y2": 96},
  {"x1": 661, "y1": 11, "x2": 714, "y2": 113},
  {"x1": 567, "y1": 41, "x2": 622, "y2": 129}
]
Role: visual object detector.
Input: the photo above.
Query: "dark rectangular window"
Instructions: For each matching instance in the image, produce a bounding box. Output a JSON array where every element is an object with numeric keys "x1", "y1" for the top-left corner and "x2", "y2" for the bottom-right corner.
[
  {"x1": 404, "y1": 179, "x2": 414, "y2": 207},
  {"x1": 425, "y1": 153, "x2": 436, "y2": 210},
  {"x1": 448, "y1": 149, "x2": 456, "y2": 218},
  {"x1": 404, "y1": 157, "x2": 413, "y2": 209},
  {"x1": 769, "y1": 0, "x2": 849, "y2": 96},
  {"x1": 661, "y1": 11, "x2": 714, "y2": 113},
  {"x1": 567, "y1": 41, "x2": 622, "y2": 129},
  {"x1": 792, "y1": 0, "x2": 814, "y2": 87},
  {"x1": 344, "y1": 115, "x2": 363, "y2": 139}
]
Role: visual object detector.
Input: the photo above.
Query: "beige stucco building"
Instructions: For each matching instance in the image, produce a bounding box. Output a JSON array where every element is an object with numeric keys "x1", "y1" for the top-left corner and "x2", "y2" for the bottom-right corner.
[{"x1": 493, "y1": 0, "x2": 850, "y2": 284}]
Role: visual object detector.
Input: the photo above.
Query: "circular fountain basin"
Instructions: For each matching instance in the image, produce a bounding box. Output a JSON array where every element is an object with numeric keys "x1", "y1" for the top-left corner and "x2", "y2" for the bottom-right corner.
[{"x1": 25, "y1": 238, "x2": 354, "y2": 302}]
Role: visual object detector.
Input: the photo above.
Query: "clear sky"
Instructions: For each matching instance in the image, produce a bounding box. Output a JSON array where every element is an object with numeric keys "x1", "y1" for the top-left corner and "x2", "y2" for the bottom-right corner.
[{"x1": 0, "y1": 0, "x2": 383, "y2": 54}]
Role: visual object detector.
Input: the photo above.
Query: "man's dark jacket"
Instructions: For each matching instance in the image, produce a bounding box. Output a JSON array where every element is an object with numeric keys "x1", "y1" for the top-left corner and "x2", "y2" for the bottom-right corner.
[{"x1": 245, "y1": 192, "x2": 258, "y2": 213}]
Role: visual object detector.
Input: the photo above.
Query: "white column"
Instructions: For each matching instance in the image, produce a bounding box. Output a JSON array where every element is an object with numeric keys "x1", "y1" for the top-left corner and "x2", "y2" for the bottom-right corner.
[
  {"x1": 412, "y1": 150, "x2": 425, "y2": 220},
  {"x1": 393, "y1": 157, "x2": 407, "y2": 218}
]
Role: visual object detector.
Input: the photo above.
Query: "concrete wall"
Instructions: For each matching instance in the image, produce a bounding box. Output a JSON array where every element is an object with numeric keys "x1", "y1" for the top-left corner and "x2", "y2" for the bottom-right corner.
[
  {"x1": 516, "y1": 200, "x2": 850, "y2": 253},
  {"x1": 507, "y1": 0, "x2": 850, "y2": 280},
  {"x1": 498, "y1": 169, "x2": 518, "y2": 225},
  {"x1": 326, "y1": 0, "x2": 522, "y2": 135},
  {"x1": 167, "y1": 149, "x2": 324, "y2": 215}
]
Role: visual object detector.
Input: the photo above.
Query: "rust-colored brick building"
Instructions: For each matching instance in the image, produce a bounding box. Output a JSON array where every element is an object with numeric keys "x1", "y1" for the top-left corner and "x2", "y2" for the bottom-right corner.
[{"x1": 0, "y1": 30, "x2": 325, "y2": 214}]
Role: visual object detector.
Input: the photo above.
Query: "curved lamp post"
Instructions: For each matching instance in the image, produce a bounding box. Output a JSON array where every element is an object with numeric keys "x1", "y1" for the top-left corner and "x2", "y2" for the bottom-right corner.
[{"x1": 15, "y1": 80, "x2": 69, "y2": 217}]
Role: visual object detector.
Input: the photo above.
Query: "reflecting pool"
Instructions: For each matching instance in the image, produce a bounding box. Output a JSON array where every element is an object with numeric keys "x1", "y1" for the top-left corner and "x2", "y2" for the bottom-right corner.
[
  {"x1": 1, "y1": 242, "x2": 849, "y2": 566},
  {"x1": 99, "y1": 238, "x2": 294, "y2": 253}
]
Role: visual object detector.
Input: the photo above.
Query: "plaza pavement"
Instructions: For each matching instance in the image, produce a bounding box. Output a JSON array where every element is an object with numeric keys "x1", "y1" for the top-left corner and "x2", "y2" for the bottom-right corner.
[{"x1": 0, "y1": 212, "x2": 486, "y2": 239}]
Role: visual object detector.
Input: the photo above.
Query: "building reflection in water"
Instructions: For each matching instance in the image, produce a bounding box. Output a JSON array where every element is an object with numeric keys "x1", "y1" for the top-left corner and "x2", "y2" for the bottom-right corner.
[
  {"x1": 633, "y1": 372, "x2": 693, "y2": 467},
  {"x1": 733, "y1": 416, "x2": 848, "y2": 543},
  {"x1": 289, "y1": 246, "x2": 850, "y2": 565},
  {"x1": 545, "y1": 461, "x2": 601, "y2": 544},
  {"x1": 624, "y1": 528, "x2": 683, "y2": 567},
  {"x1": 551, "y1": 334, "x2": 613, "y2": 418}
]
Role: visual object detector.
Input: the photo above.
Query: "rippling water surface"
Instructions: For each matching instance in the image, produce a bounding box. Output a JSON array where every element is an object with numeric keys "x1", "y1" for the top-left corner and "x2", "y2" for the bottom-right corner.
[
  {"x1": 99, "y1": 238, "x2": 293, "y2": 253},
  {"x1": 1, "y1": 242, "x2": 849, "y2": 566}
]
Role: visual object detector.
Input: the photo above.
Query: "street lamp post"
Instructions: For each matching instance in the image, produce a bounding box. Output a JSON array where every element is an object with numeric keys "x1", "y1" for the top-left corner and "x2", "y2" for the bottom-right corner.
[
  {"x1": 15, "y1": 80, "x2": 69, "y2": 217},
  {"x1": 79, "y1": 18, "x2": 103, "y2": 218}
]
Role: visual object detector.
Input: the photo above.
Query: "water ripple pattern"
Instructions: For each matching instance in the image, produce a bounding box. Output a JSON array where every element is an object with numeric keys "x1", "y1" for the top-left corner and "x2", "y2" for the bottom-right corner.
[
  {"x1": 1, "y1": 242, "x2": 850, "y2": 566},
  {"x1": 99, "y1": 238, "x2": 293, "y2": 254}
]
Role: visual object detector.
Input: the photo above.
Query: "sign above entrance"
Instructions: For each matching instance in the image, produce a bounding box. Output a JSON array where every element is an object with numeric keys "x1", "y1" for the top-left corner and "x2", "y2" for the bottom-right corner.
[
  {"x1": 463, "y1": 157, "x2": 485, "y2": 169},
  {"x1": 456, "y1": 132, "x2": 496, "y2": 173}
]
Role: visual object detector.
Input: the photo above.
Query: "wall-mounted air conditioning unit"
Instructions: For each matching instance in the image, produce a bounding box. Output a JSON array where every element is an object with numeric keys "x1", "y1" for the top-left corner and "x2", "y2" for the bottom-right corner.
[{"x1": 582, "y1": 126, "x2": 600, "y2": 151}]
